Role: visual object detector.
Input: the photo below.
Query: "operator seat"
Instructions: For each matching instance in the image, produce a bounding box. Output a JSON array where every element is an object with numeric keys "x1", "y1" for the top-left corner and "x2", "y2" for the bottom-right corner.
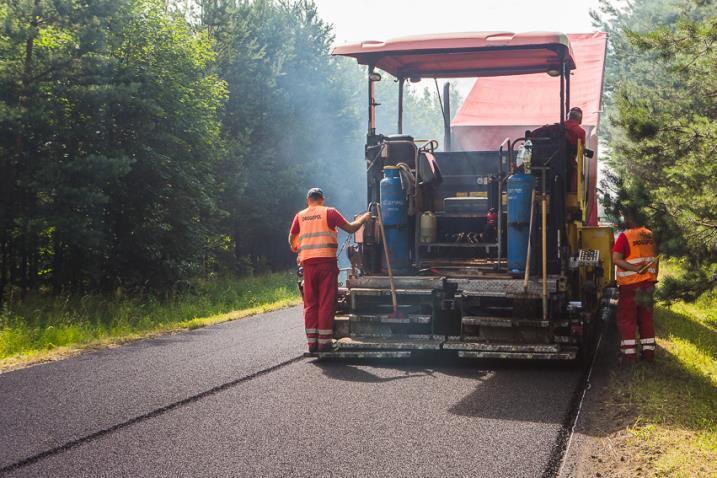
[{"x1": 384, "y1": 134, "x2": 417, "y2": 168}]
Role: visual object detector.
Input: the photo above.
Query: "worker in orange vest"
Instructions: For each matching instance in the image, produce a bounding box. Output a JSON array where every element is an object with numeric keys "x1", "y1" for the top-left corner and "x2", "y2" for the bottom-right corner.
[
  {"x1": 611, "y1": 209, "x2": 659, "y2": 363},
  {"x1": 289, "y1": 188, "x2": 370, "y2": 353}
]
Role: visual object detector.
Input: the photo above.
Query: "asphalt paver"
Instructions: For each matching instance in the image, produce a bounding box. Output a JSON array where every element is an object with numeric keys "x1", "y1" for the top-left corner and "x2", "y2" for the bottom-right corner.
[{"x1": 1, "y1": 307, "x2": 583, "y2": 477}]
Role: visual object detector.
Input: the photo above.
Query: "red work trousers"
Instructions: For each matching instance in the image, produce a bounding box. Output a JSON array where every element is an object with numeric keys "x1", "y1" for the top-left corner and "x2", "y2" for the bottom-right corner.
[
  {"x1": 617, "y1": 282, "x2": 656, "y2": 362},
  {"x1": 302, "y1": 260, "x2": 338, "y2": 351}
]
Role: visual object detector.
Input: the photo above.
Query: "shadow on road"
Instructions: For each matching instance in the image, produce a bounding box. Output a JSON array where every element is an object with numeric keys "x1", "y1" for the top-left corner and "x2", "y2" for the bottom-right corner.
[
  {"x1": 314, "y1": 361, "x2": 438, "y2": 383},
  {"x1": 310, "y1": 353, "x2": 589, "y2": 425},
  {"x1": 312, "y1": 354, "x2": 496, "y2": 384}
]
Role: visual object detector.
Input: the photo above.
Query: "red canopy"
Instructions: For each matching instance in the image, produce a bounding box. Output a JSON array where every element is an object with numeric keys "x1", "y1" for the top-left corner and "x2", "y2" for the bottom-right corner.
[
  {"x1": 332, "y1": 32, "x2": 575, "y2": 78},
  {"x1": 451, "y1": 33, "x2": 608, "y2": 225}
]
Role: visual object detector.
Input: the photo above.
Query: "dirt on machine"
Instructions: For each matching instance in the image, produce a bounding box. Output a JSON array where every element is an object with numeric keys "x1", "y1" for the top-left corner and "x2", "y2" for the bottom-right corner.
[{"x1": 319, "y1": 32, "x2": 615, "y2": 362}]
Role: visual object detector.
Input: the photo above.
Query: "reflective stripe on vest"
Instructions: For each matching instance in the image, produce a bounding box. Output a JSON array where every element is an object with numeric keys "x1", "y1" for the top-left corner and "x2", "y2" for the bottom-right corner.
[
  {"x1": 616, "y1": 227, "x2": 658, "y2": 286},
  {"x1": 296, "y1": 206, "x2": 338, "y2": 263}
]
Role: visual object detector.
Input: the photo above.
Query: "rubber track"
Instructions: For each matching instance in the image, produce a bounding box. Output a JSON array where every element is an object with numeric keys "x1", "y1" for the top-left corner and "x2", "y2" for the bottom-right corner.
[{"x1": 0, "y1": 355, "x2": 306, "y2": 474}]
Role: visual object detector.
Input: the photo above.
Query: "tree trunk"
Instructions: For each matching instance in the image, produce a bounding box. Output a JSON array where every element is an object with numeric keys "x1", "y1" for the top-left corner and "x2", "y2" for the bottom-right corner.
[{"x1": 52, "y1": 230, "x2": 63, "y2": 295}]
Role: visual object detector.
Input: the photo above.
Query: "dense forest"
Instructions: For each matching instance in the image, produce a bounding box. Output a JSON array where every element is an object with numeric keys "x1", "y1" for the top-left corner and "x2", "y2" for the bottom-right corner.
[
  {"x1": 593, "y1": 0, "x2": 717, "y2": 298},
  {"x1": 0, "y1": 0, "x2": 454, "y2": 298}
]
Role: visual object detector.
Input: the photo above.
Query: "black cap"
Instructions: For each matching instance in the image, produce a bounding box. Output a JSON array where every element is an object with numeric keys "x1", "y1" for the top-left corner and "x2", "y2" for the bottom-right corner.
[{"x1": 307, "y1": 187, "x2": 324, "y2": 200}]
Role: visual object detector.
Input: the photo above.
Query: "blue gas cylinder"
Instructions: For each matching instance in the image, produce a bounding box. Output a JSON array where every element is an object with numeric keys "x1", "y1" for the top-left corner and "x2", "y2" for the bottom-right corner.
[
  {"x1": 507, "y1": 171, "x2": 536, "y2": 274},
  {"x1": 380, "y1": 167, "x2": 410, "y2": 271},
  {"x1": 380, "y1": 167, "x2": 408, "y2": 226}
]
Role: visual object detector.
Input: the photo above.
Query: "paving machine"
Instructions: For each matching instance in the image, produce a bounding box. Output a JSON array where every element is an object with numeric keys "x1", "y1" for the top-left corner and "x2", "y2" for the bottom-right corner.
[{"x1": 324, "y1": 32, "x2": 615, "y2": 361}]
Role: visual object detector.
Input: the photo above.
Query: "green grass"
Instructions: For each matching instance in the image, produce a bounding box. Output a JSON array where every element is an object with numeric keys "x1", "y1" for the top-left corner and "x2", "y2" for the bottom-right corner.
[
  {"x1": 0, "y1": 272, "x2": 301, "y2": 369},
  {"x1": 611, "y1": 262, "x2": 717, "y2": 477}
]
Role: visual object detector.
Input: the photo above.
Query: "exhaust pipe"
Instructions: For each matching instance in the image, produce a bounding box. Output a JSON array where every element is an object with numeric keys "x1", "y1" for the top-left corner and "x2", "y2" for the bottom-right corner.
[{"x1": 443, "y1": 82, "x2": 452, "y2": 152}]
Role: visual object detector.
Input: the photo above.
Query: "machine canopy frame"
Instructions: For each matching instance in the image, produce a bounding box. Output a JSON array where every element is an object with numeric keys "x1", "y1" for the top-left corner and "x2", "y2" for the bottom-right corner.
[{"x1": 331, "y1": 31, "x2": 576, "y2": 78}]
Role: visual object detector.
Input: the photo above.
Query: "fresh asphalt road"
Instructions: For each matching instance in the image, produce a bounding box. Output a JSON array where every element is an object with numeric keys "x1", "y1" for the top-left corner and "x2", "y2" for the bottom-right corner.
[{"x1": 0, "y1": 306, "x2": 583, "y2": 477}]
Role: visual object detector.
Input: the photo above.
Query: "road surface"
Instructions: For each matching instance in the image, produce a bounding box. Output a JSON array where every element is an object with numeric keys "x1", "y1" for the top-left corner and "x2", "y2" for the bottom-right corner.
[{"x1": 0, "y1": 306, "x2": 584, "y2": 477}]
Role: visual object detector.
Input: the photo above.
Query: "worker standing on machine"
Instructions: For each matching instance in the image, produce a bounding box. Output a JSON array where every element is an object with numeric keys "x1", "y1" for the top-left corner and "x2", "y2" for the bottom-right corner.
[
  {"x1": 611, "y1": 209, "x2": 659, "y2": 363},
  {"x1": 288, "y1": 188, "x2": 370, "y2": 353},
  {"x1": 529, "y1": 106, "x2": 586, "y2": 192}
]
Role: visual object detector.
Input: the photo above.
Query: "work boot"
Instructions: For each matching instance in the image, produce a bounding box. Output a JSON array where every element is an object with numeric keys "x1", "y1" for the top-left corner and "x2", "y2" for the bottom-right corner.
[{"x1": 317, "y1": 342, "x2": 338, "y2": 353}]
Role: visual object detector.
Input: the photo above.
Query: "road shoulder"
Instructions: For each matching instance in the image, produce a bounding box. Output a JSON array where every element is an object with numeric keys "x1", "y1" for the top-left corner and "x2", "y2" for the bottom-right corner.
[{"x1": 562, "y1": 299, "x2": 717, "y2": 478}]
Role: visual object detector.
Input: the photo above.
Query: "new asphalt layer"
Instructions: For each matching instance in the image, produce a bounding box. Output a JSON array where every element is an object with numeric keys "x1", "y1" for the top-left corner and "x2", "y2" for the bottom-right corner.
[{"x1": 0, "y1": 306, "x2": 584, "y2": 477}]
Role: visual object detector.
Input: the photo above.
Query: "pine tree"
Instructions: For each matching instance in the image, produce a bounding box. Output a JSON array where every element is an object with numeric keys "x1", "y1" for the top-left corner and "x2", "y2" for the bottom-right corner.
[{"x1": 594, "y1": 0, "x2": 717, "y2": 299}]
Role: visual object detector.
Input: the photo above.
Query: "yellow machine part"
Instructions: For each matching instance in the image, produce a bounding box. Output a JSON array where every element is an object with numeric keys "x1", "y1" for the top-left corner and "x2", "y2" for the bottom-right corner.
[
  {"x1": 580, "y1": 226, "x2": 615, "y2": 286},
  {"x1": 567, "y1": 221, "x2": 580, "y2": 256},
  {"x1": 566, "y1": 140, "x2": 589, "y2": 220}
]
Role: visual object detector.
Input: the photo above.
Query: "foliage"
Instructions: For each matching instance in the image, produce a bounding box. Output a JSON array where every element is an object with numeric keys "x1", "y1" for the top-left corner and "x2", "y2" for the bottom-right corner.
[
  {"x1": 0, "y1": 0, "x2": 461, "y2": 299},
  {"x1": 0, "y1": 0, "x2": 226, "y2": 293},
  {"x1": 601, "y1": 263, "x2": 716, "y2": 477},
  {"x1": 374, "y1": 77, "x2": 463, "y2": 145},
  {"x1": 593, "y1": 0, "x2": 717, "y2": 298}
]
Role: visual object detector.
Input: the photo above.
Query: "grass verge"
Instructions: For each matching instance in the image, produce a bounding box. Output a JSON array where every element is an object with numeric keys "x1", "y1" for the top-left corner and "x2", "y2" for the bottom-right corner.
[
  {"x1": 0, "y1": 272, "x2": 301, "y2": 372},
  {"x1": 584, "y1": 263, "x2": 716, "y2": 477}
]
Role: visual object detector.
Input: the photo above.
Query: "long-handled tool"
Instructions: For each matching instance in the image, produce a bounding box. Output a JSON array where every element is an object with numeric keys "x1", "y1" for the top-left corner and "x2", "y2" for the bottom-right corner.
[
  {"x1": 371, "y1": 202, "x2": 400, "y2": 317},
  {"x1": 541, "y1": 191, "x2": 548, "y2": 321},
  {"x1": 638, "y1": 254, "x2": 660, "y2": 274},
  {"x1": 523, "y1": 188, "x2": 537, "y2": 292}
]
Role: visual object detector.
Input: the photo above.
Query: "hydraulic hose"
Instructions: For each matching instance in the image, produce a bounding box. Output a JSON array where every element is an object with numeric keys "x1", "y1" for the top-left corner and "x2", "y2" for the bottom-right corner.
[{"x1": 396, "y1": 162, "x2": 416, "y2": 216}]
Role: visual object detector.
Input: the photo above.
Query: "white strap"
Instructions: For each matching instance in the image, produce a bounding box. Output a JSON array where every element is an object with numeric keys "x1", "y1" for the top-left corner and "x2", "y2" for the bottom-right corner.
[
  {"x1": 617, "y1": 268, "x2": 656, "y2": 277},
  {"x1": 626, "y1": 256, "x2": 656, "y2": 265},
  {"x1": 640, "y1": 338, "x2": 655, "y2": 344},
  {"x1": 621, "y1": 348, "x2": 637, "y2": 355},
  {"x1": 621, "y1": 339, "x2": 637, "y2": 346},
  {"x1": 642, "y1": 345, "x2": 656, "y2": 351}
]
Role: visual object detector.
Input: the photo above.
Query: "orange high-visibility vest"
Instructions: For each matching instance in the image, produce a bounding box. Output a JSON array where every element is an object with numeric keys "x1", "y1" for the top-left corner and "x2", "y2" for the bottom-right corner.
[
  {"x1": 616, "y1": 227, "x2": 658, "y2": 286},
  {"x1": 295, "y1": 206, "x2": 338, "y2": 263}
]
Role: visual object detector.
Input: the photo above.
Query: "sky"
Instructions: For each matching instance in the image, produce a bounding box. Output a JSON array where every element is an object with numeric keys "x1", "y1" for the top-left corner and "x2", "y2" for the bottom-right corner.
[
  {"x1": 314, "y1": 0, "x2": 604, "y2": 44},
  {"x1": 313, "y1": 0, "x2": 605, "y2": 94}
]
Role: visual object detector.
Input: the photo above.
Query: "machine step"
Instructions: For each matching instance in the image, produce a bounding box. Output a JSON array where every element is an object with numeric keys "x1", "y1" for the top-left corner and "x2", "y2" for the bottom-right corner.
[
  {"x1": 442, "y1": 341, "x2": 561, "y2": 353},
  {"x1": 349, "y1": 314, "x2": 431, "y2": 325},
  {"x1": 462, "y1": 316, "x2": 551, "y2": 328},
  {"x1": 451, "y1": 277, "x2": 561, "y2": 299},
  {"x1": 317, "y1": 351, "x2": 412, "y2": 359},
  {"x1": 458, "y1": 349, "x2": 577, "y2": 360},
  {"x1": 337, "y1": 336, "x2": 443, "y2": 350},
  {"x1": 349, "y1": 288, "x2": 434, "y2": 296}
]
